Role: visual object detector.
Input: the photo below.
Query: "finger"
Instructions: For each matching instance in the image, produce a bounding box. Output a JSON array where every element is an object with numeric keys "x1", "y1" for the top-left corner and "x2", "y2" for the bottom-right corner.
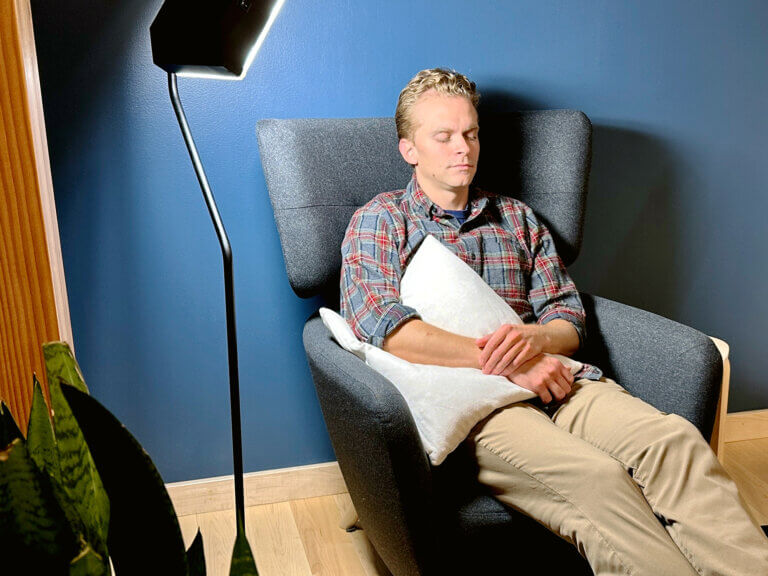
[
  {"x1": 501, "y1": 345, "x2": 537, "y2": 378},
  {"x1": 561, "y1": 364, "x2": 575, "y2": 386},
  {"x1": 551, "y1": 365, "x2": 571, "y2": 394},
  {"x1": 480, "y1": 330, "x2": 509, "y2": 372},
  {"x1": 538, "y1": 387, "x2": 553, "y2": 404},
  {"x1": 555, "y1": 373, "x2": 572, "y2": 396},
  {"x1": 492, "y1": 341, "x2": 525, "y2": 375},
  {"x1": 548, "y1": 379, "x2": 568, "y2": 401},
  {"x1": 509, "y1": 341, "x2": 534, "y2": 371},
  {"x1": 476, "y1": 334, "x2": 491, "y2": 348},
  {"x1": 484, "y1": 331, "x2": 521, "y2": 374},
  {"x1": 478, "y1": 326, "x2": 510, "y2": 366},
  {"x1": 482, "y1": 324, "x2": 519, "y2": 357}
]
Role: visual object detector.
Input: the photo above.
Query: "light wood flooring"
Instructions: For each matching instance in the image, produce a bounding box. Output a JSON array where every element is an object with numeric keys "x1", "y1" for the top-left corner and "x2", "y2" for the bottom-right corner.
[
  {"x1": 721, "y1": 437, "x2": 768, "y2": 525},
  {"x1": 177, "y1": 439, "x2": 768, "y2": 576},
  {"x1": 177, "y1": 492, "x2": 392, "y2": 576}
]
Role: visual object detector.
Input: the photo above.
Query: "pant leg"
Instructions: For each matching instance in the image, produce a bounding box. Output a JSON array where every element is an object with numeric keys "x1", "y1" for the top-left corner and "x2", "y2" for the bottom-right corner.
[
  {"x1": 468, "y1": 400, "x2": 698, "y2": 576},
  {"x1": 549, "y1": 377, "x2": 768, "y2": 576}
]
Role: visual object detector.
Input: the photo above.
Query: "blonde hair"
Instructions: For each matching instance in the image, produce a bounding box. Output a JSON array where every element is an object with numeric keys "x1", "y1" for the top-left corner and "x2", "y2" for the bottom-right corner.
[{"x1": 395, "y1": 68, "x2": 480, "y2": 140}]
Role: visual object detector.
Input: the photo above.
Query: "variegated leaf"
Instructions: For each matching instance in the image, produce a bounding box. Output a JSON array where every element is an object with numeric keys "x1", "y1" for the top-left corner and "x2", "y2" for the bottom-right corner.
[
  {"x1": 44, "y1": 341, "x2": 88, "y2": 394},
  {"x1": 27, "y1": 376, "x2": 61, "y2": 484},
  {"x1": 50, "y1": 380, "x2": 110, "y2": 562}
]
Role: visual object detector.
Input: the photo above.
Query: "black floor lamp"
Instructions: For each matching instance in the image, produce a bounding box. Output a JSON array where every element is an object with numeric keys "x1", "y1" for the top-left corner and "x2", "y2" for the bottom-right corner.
[{"x1": 149, "y1": 0, "x2": 286, "y2": 539}]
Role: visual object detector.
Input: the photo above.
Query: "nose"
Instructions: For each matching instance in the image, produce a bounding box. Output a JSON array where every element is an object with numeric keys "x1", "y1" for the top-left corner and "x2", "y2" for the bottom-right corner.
[{"x1": 455, "y1": 136, "x2": 471, "y2": 154}]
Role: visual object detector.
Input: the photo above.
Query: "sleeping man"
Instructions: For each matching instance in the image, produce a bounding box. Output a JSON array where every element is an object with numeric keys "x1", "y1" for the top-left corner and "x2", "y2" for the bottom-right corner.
[{"x1": 339, "y1": 68, "x2": 768, "y2": 575}]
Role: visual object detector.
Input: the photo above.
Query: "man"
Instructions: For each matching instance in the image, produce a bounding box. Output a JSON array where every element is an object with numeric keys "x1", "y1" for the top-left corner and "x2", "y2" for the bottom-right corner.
[{"x1": 340, "y1": 68, "x2": 768, "y2": 575}]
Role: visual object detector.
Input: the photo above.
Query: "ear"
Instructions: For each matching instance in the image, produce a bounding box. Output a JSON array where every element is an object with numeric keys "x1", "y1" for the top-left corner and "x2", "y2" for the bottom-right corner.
[{"x1": 398, "y1": 138, "x2": 418, "y2": 166}]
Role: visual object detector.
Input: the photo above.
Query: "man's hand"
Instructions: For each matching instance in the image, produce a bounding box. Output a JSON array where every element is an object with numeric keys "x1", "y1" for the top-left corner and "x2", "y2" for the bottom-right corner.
[
  {"x1": 477, "y1": 324, "x2": 547, "y2": 376},
  {"x1": 506, "y1": 354, "x2": 574, "y2": 404},
  {"x1": 477, "y1": 319, "x2": 580, "y2": 376}
]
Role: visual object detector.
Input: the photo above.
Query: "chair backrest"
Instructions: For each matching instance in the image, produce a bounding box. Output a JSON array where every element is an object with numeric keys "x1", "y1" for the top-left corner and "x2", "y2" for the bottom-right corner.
[{"x1": 257, "y1": 111, "x2": 591, "y2": 301}]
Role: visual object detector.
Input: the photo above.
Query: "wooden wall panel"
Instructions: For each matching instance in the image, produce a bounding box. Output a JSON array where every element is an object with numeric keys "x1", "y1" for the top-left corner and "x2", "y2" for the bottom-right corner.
[{"x1": 0, "y1": 0, "x2": 72, "y2": 432}]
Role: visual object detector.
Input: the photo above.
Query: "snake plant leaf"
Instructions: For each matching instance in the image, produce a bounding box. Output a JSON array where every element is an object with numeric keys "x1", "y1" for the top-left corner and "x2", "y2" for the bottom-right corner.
[
  {"x1": 69, "y1": 543, "x2": 108, "y2": 576},
  {"x1": 0, "y1": 401, "x2": 23, "y2": 448},
  {"x1": 0, "y1": 438, "x2": 78, "y2": 573},
  {"x1": 61, "y1": 383, "x2": 189, "y2": 576},
  {"x1": 27, "y1": 375, "x2": 61, "y2": 484},
  {"x1": 50, "y1": 379, "x2": 110, "y2": 562},
  {"x1": 44, "y1": 341, "x2": 89, "y2": 394},
  {"x1": 229, "y1": 522, "x2": 259, "y2": 576},
  {"x1": 186, "y1": 528, "x2": 207, "y2": 576}
]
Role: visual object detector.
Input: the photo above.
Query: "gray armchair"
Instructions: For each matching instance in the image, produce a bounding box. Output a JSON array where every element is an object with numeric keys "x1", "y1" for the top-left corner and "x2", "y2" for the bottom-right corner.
[{"x1": 257, "y1": 112, "x2": 722, "y2": 575}]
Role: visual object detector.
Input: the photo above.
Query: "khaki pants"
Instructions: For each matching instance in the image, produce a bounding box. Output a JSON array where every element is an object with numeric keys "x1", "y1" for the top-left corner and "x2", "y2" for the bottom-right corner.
[{"x1": 468, "y1": 377, "x2": 768, "y2": 576}]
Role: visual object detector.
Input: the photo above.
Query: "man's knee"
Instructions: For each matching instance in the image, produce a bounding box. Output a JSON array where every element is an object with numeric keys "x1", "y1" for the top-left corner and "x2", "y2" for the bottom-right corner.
[
  {"x1": 586, "y1": 455, "x2": 638, "y2": 494},
  {"x1": 653, "y1": 413, "x2": 708, "y2": 451},
  {"x1": 635, "y1": 413, "x2": 712, "y2": 483}
]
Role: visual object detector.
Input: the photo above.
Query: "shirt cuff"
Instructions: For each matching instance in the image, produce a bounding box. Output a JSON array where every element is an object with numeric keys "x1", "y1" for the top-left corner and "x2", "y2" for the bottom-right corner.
[
  {"x1": 537, "y1": 308, "x2": 586, "y2": 348},
  {"x1": 575, "y1": 363, "x2": 604, "y2": 381},
  {"x1": 366, "y1": 302, "x2": 421, "y2": 348}
]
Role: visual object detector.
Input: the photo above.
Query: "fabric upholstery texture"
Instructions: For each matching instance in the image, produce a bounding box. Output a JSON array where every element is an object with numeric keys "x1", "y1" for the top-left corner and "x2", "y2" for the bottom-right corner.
[
  {"x1": 257, "y1": 111, "x2": 591, "y2": 301},
  {"x1": 257, "y1": 113, "x2": 721, "y2": 576},
  {"x1": 257, "y1": 118, "x2": 411, "y2": 299}
]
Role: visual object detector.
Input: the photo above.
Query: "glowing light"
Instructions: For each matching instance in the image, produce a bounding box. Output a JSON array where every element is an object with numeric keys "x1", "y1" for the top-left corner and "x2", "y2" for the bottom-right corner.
[
  {"x1": 175, "y1": 0, "x2": 287, "y2": 81},
  {"x1": 240, "y1": 0, "x2": 287, "y2": 79}
]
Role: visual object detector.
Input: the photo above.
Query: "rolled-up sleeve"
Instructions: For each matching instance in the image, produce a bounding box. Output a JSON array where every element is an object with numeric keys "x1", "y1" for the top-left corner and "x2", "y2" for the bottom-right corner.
[
  {"x1": 525, "y1": 206, "x2": 587, "y2": 346},
  {"x1": 340, "y1": 207, "x2": 420, "y2": 348}
]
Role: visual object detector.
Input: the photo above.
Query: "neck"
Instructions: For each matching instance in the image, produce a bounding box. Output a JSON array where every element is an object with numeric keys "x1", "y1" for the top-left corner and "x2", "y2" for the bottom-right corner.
[{"x1": 415, "y1": 177, "x2": 469, "y2": 211}]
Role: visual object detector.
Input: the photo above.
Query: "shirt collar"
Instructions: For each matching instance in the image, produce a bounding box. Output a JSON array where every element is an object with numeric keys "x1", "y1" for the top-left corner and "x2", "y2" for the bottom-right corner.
[{"x1": 406, "y1": 174, "x2": 489, "y2": 221}]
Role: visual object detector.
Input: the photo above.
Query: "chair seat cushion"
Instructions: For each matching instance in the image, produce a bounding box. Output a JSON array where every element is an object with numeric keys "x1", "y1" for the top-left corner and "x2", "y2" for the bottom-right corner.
[{"x1": 432, "y1": 468, "x2": 592, "y2": 574}]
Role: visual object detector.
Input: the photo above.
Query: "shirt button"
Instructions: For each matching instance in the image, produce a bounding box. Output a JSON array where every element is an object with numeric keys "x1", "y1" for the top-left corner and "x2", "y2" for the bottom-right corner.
[{"x1": 469, "y1": 253, "x2": 477, "y2": 261}]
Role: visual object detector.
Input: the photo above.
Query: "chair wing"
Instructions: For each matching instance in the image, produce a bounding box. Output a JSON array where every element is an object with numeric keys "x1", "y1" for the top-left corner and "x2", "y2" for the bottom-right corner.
[{"x1": 256, "y1": 111, "x2": 591, "y2": 301}]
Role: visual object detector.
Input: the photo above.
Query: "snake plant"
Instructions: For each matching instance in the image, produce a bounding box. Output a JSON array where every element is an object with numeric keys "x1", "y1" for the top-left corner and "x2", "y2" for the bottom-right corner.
[{"x1": 0, "y1": 342, "x2": 259, "y2": 575}]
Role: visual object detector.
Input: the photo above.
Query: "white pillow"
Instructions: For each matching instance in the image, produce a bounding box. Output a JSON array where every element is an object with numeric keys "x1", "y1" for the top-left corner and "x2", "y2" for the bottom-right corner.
[
  {"x1": 321, "y1": 235, "x2": 585, "y2": 465},
  {"x1": 319, "y1": 307, "x2": 535, "y2": 465},
  {"x1": 400, "y1": 234, "x2": 583, "y2": 373}
]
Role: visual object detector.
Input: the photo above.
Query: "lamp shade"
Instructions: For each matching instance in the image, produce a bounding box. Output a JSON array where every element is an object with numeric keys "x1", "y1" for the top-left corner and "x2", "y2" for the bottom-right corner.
[{"x1": 150, "y1": 0, "x2": 286, "y2": 80}]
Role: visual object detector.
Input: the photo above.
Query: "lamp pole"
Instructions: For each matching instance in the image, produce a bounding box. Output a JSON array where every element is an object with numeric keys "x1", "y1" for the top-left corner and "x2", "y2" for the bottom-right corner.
[{"x1": 168, "y1": 72, "x2": 246, "y2": 530}]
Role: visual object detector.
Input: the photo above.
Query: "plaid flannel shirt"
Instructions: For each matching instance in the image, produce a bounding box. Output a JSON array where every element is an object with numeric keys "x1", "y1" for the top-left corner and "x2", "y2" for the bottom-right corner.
[{"x1": 340, "y1": 177, "x2": 602, "y2": 381}]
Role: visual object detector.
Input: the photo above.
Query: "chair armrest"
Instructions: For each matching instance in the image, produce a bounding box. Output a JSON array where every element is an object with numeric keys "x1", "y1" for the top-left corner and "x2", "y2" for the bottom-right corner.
[
  {"x1": 708, "y1": 336, "x2": 731, "y2": 460},
  {"x1": 303, "y1": 314, "x2": 438, "y2": 576},
  {"x1": 579, "y1": 293, "x2": 722, "y2": 439}
]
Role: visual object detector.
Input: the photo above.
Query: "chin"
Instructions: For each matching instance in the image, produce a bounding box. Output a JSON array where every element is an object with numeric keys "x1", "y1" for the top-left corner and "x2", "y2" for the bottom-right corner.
[{"x1": 453, "y1": 176, "x2": 475, "y2": 188}]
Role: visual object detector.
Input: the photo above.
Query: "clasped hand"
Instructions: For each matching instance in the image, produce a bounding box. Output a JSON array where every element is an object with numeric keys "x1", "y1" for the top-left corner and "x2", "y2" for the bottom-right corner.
[{"x1": 477, "y1": 324, "x2": 574, "y2": 404}]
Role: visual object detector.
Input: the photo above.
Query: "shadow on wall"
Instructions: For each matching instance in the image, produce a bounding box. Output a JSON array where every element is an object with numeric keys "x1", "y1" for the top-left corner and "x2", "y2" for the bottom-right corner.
[
  {"x1": 478, "y1": 89, "x2": 544, "y2": 113},
  {"x1": 31, "y1": 0, "x2": 156, "y2": 123},
  {"x1": 30, "y1": 0, "x2": 165, "y2": 396},
  {"x1": 477, "y1": 90, "x2": 684, "y2": 322},
  {"x1": 30, "y1": 0, "x2": 160, "y2": 243},
  {"x1": 570, "y1": 125, "x2": 682, "y2": 322}
]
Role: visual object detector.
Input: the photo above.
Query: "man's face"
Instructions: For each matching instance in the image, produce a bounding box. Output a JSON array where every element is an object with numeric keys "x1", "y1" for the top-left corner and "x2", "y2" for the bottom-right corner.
[{"x1": 399, "y1": 91, "x2": 480, "y2": 198}]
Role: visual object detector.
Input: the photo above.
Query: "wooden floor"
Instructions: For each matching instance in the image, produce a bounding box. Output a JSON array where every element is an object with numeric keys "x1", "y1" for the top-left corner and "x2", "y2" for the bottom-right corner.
[
  {"x1": 721, "y1": 437, "x2": 768, "y2": 525},
  {"x1": 177, "y1": 492, "x2": 392, "y2": 576},
  {"x1": 177, "y1": 439, "x2": 768, "y2": 576}
]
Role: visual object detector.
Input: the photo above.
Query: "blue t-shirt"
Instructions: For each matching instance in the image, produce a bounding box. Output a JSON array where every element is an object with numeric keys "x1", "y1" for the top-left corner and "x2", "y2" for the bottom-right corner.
[{"x1": 444, "y1": 204, "x2": 471, "y2": 226}]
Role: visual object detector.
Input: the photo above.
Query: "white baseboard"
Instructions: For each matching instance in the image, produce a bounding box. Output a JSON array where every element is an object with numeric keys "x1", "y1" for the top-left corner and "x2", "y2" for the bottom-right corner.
[
  {"x1": 723, "y1": 409, "x2": 768, "y2": 443},
  {"x1": 167, "y1": 461, "x2": 347, "y2": 517},
  {"x1": 166, "y1": 409, "x2": 768, "y2": 518}
]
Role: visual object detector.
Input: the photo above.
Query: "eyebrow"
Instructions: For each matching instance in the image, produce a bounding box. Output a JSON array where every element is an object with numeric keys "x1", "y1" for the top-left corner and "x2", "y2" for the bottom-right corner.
[{"x1": 431, "y1": 125, "x2": 479, "y2": 134}]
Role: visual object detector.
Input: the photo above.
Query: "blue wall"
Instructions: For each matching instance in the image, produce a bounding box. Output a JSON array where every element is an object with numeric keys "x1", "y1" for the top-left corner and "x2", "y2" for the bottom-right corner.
[{"x1": 31, "y1": 1, "x2": 768, "y2": 482}]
